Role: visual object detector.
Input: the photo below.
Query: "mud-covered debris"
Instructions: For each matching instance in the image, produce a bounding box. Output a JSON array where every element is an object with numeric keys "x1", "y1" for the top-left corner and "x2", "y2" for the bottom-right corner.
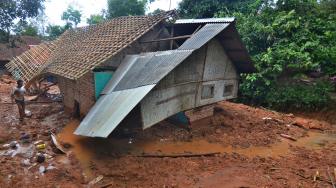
[
  {"x1": 51, "y1": 133, "x2": 67, "y2": 154},
  {"x1": 33, "y1": 140, "x2": 44, "y2": 145},
  {"x1": 280, "y1": 134, "x2": 297, "y2": 141},
  {"x1": 9, "y1": 141, "x2": 18, "y2": 149},
  {"x1": 46, "y1": 164, "x2": 56, "y2": 171},
  {"x1": 20, "y1": 133, "x2": 31, "y2": 143},
  {"x1": 39, "y1": 165, "x2": 46, "y2": 174},
  {"x1": 14, "y1": 144, "x2": 35, "y2": 158},
  {"x1": 36, "y1": 153, "x2": 45, "y2": 163},
  {"x1": 36, "y1": 143, "x2": 46, "y2": 150},
  {"x1": 21, "y1": 159, "x2": 31, "y2": 166},
  {"x1": 293, "y1": 118, "x2": 310, "y2": 129},
  {"x1": 88, "y1": 175, "x2": 104, "y2": 186}
]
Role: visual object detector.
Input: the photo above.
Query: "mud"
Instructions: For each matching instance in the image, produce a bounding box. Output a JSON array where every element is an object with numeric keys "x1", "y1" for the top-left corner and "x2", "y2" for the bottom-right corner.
[{"x1": 1, "y1": 74, "x2": 336, "y2": 188}]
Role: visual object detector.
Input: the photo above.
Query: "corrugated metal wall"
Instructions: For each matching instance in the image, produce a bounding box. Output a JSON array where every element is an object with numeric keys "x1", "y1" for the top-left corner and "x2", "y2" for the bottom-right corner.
[{"x1": 140, "y1": 38, "x2": 238, "y2": 129}]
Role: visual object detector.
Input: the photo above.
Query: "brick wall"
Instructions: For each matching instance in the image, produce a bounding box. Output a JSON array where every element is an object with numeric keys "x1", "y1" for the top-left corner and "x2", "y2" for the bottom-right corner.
[{"x1": 57, "y1": 71, "x2": 95, "y2": 117}]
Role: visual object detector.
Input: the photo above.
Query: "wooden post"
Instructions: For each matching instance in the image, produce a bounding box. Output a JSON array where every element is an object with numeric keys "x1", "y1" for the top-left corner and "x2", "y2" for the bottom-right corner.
[{"x1": 170, "y1": 25, "x2": 174, "y2": 50}]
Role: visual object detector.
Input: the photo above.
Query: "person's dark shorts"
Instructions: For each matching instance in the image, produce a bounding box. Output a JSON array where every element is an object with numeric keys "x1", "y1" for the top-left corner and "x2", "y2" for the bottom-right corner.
[{"x1": 15, "y1": 99, "x2": 25, "y2": 105}]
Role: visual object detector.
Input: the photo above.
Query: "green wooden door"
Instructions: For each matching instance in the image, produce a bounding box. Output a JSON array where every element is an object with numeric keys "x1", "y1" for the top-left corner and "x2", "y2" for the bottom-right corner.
[{"x1": 94, "y1": 71, "x2": 114, "y2": 100}]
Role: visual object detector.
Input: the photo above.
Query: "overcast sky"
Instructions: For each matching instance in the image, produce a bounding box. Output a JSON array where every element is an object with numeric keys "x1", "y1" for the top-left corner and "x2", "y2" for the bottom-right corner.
[{"x1": 44, "y1": 0, "x2": 182, "y2": 27}]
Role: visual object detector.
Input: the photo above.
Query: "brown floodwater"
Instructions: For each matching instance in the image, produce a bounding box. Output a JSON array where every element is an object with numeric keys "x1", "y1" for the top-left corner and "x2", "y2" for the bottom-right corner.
[{"x1": 58, "y1": 119, "x2": 336, "y2": 178}]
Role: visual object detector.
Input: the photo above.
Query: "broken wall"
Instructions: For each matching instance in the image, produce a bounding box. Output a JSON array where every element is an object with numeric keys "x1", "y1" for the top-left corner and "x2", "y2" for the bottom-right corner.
[{"x1": 57, "y1": 71, "x2": 95, "y2": 117}]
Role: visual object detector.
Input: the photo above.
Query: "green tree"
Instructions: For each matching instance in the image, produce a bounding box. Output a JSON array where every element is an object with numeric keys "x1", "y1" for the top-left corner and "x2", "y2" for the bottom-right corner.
[
  {"x1": 107, "y1": 0, "x2": 154, "y2": 18},
  {"x1": 178, "y1": 0, "x2": 264, "y2": 18},
  {"x1": 13, "y1": 21, "x2": 38, "y2": 36},
  {"x1": 46, "y1": 24, "x2": 70, "y2": 40},
  {"x1": 87, "y1": 14, "x2": 105, "y2": 25},
  {"x1": 20, "y1": 24, "x2": 38, "y2": 36},
  {"x1": 61, "y1": 6, "x2": 82, "y2": 28},
  {"x1": 0, "y1": 0, "x2": 45, "y2": 41}
]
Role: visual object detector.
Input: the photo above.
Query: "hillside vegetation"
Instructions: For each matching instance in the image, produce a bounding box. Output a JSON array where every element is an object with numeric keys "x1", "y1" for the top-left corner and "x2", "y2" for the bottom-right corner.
[{"x1": 179, "y1": 0, "x2": 336, "y2": 110}]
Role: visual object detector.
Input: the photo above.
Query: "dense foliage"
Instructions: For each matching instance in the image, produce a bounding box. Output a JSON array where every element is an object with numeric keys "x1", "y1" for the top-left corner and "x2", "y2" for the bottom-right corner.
[
  {"x1": 87, "y1": 14, "x2": 105, "y2": 25},
  {"x1": 45, "y1": 24, "x2": 70, "y2": 40},
  {"x1": 61, "y1": 6, "x2": 82, "y2": 28},
  {"x1": 13, "y1": 21, "x2": 39, "y2": 36},
  {"x1": 179, "y1": 0, "x2": 336, "y2": 110},
  {"x1": 0, "y1": 0, "x2": 44, "y2": 41},
  {"x1": 107, "y1": 0, "x2": 154, "y2": 18}
]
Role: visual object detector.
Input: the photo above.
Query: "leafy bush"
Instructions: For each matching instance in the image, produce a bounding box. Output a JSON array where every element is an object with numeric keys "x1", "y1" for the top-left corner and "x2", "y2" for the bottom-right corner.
[{"x1": 265, "y1": 82, "x2": 333, "y2": 111}]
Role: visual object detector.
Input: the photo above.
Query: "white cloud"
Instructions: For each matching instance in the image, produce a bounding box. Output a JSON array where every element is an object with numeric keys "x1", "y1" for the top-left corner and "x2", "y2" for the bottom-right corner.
[
  {"x1": 44, "y1": 0, "x2": 107, "y2": 27},
  {"x1": 147, "y1": 0, "x2": 182, "y2": 12},
  {"x1": 44, "y1": 0, "x2": 182, "y2": 27}
]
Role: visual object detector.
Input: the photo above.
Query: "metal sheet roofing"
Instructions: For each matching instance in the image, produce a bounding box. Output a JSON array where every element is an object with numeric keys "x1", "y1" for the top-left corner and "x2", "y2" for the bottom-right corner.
[
  {"x1": 74, "y1": 84, "x2": 155, "y2": 137},
  {"x1": 175, "y1": 18, "x2": 235, "y2": 24},
  {"x1": 114, "y1": 50, "x2": 193, "y2": 91},
  {"x1": 179, "y1": 24, "x2": 230, "y2": 50}
]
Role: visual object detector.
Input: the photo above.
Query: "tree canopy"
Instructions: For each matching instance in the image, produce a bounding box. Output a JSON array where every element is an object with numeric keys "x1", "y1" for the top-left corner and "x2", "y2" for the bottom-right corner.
[
  {"x1": 13, "y1": 21, "x2": 38, "y2": 36},
  {"x1": 0, "y1": 0, "x2": 44, "y2": 41},
  {"x1": 61, "y1": 6, "x2": 82, "y2": 28},
  {"x1": 87, "y1": 14, "x2": 105, "y2": 25},
  {"x1": 107, "y1": 0, "x2": 154, "y2": 18}
]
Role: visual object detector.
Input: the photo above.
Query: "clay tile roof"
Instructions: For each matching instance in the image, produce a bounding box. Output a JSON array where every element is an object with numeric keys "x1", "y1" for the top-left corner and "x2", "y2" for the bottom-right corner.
[
  {"x1": 5, "y1": 41, "x2": 56, "y2": 82},
  {"x1": 45, "y1": 12, "x2": 173, "y2": 80}
]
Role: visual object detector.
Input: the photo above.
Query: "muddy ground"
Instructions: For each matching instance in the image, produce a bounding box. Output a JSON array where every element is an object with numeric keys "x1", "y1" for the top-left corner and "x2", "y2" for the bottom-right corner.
[{"x1": 1, "y1": 74, "x2": 336, "y2": 188}]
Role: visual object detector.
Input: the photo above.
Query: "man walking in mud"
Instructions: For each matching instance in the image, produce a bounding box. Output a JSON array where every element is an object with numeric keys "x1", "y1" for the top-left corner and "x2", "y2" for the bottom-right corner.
[{"x1": 11, "y1": 80, "x2": 26, "y2": 121}]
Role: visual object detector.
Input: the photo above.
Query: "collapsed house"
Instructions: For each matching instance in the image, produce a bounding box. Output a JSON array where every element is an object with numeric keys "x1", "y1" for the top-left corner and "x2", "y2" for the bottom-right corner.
[{"x1": 6, "y1": 12, "x2": 255, "y2": 138}]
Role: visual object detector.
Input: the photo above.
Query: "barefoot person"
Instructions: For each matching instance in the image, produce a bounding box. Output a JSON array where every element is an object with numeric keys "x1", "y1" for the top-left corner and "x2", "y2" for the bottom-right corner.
[{"x1": 11, "y1": 80, "x2": 26, "y2": 121}]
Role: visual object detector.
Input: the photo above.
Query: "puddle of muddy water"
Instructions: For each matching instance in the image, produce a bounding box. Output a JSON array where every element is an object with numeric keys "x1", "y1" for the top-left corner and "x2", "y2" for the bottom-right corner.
[{"x1": 58, "y1": 120, "x2": 336, "y2": 178}]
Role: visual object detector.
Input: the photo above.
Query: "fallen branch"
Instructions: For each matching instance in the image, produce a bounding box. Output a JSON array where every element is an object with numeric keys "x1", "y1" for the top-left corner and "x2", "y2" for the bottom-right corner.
[
  {"x1": 280, "y1": 134, "x2": 297, "y2": 141},
  {"x1": 136, "y1": 152, "x2": 220, "y2": 158}
]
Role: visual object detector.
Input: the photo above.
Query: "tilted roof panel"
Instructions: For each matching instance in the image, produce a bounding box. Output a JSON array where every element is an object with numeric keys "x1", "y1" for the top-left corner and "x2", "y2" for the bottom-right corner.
[
  {"x1": 113, "y1": 50, "x2": 194, "y2": 91},
  {"x1": 74, "y1": 84, "x2": 155, "y2": 137},
  {"x1": 178, "y1": 23, "x2": 230, "y2": 50},
  {"x1": 175, "y1": 18, "x2": 235, "y2": 24}
]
